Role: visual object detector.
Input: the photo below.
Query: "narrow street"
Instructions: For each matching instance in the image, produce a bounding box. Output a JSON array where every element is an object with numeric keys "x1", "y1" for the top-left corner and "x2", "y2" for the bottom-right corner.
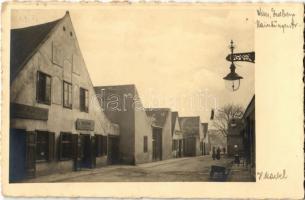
[{"x1": 24, "y1": 155, "x2": 253, "y2": 183}]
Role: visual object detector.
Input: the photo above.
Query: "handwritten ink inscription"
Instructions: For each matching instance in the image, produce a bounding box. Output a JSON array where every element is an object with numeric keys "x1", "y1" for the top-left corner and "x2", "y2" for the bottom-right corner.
[
  {"x1": 257, "y1": 169, "x2": 288, "y2": 181},
  {"x1": 256, "y1": 8, "x2": 298, "y2": 33}
]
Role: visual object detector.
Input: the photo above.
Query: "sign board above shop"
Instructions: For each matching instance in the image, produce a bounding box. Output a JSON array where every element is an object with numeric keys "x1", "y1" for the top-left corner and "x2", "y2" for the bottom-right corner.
[
  {"x1": 10, "y1": 103, "x2": 49, "y2": 121},
  {"x1": 76, "y1": 119, "x2": 95, "y2": 131}
]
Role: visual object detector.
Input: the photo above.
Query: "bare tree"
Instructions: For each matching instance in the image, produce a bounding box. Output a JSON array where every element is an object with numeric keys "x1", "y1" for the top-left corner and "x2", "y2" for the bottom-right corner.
[{"x1": 212, "y1": 104, "x2": 244, "y2": 137}]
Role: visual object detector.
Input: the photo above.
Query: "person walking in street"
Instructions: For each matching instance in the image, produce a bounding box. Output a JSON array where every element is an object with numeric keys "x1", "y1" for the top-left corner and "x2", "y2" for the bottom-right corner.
[{"x1": 216, "y1": 147, "x2": 221, "y2": 160}]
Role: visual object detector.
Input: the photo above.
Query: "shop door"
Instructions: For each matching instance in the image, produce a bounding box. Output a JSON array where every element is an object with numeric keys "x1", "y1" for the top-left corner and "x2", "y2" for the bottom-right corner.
[
  {"x1": 25, "y1": 131, "x2": 36, "y2": 178},
  {"x1": 9, "y1": 129, "x2": 27, "y2": 182},
  {"x1": 108, "y1": 136, "x2": 119, "y2": 164},
  {"x1": 80, "y1": 134, "x2": 91, "y2": 168}
]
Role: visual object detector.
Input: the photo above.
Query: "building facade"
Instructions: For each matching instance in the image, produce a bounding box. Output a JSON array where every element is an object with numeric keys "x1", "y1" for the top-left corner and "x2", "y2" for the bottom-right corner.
[
  {"x1": 242, "y1": 96, "x2": 255, "y2": 179},
  {"x1": 179, "y1": 117, "x2": 202, "y2": 157},
  {"x1": 171, "y1": 112, "x2": 184, "y2": 158},
  {"x1": 9, "y1": 12, "x2": 119, "y2": 182},
  {"x1": 146, "y1": 108, "x2": 173, "y2": 161},
  {"x1": 94, "y1": 85, "x2": 153, "y2": 165},
  {"x1": 227, "y1": 118, "x2": 244, "y2": 157}
]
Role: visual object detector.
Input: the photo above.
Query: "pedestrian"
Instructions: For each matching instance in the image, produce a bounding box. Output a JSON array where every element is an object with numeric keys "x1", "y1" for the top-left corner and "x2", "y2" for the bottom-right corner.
[
  {"x1": 212, "y1": 147, "x2": 216, "y2": 160},
  {"x1": 216, "y1": 147, "x2": 221, "y2": 160}
]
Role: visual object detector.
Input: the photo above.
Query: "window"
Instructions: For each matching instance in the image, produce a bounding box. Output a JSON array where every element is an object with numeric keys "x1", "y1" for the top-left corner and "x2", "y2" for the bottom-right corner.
[
  {"x1": 59, "y1": 132, "x2": 73, "y2": 160},
  {"x1": 36, "y1": 131, "x2": 49, "y2": 161},
  {"x1": 80, "y1": 88, "x2": 89, "y2": 112},
  {"x1": 144, "y1": 136, "x2": 148, "y2": 153},
  {"x1": 63, "y1": 81, "x2": 72, "y2": 109},
  {"x1": 95, "y1": 135, "x2": 108, "y2": 157},
  {"x1": 36, "y1": 71, "x2": 51, "y2": 105},
  {"x1": 36, "y1": 131, "x2": 54, "y2": 162}
]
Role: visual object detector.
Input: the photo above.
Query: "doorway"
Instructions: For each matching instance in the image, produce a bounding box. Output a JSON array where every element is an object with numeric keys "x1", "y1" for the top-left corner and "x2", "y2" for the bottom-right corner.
[
  {"x1": 10, "y1": 129, "x2": 27, "y2": 182},
  {"x1": 108, "y1": 135, "x2": 119, "y2": 164},
  {"x1": 152, "y1": 127, "x2": 162, "y2": 161}
]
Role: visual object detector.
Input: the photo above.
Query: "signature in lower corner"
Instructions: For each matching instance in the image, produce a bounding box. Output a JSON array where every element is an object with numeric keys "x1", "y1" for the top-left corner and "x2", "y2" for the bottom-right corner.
[{"x1": 257, "y1": 169, "x2": 288, "y2": 180}]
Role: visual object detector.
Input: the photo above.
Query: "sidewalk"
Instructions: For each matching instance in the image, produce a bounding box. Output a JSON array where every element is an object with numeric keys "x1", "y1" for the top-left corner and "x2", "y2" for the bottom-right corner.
[{"x1": 227, "y1": 164, "x2": 255, "y2": 182}]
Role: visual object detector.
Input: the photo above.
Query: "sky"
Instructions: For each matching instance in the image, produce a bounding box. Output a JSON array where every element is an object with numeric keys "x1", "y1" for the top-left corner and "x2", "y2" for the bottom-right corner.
[{"x1": 12, "y1": 6, "x2": 255, "y2": 124}]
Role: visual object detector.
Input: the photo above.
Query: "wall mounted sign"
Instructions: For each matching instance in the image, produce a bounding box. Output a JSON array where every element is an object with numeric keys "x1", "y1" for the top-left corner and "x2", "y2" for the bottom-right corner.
[
  {"x1": 76, "y1": 119, "x2": 95, "y2": 131},
  {"x1": 10, "y1": 103, "x2": 49, "y2": 121}
]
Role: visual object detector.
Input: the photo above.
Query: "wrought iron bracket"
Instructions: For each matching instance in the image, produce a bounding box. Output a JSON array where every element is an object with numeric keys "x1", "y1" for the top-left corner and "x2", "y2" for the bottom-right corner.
[{"x1": 226, "y1": 52, "x2": 255, "y2": 63}]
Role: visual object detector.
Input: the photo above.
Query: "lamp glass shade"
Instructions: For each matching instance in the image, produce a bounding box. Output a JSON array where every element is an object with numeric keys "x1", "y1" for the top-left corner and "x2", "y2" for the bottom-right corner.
[{"x1": 224, "y1": 79, "x2": 241, "y2": 91}]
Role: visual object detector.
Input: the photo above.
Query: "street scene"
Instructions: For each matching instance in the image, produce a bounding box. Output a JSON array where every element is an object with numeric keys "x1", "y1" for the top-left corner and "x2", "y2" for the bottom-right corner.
[{"x1": 9, "y1": 8, "x2": 255, "y2": 183}]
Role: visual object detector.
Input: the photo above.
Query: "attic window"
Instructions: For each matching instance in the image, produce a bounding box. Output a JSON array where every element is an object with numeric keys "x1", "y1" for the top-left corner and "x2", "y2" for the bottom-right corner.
[
  {"x1": 70, "y1": 32, "x2": 73, "y2": 37},
  {"x1": 63, "y1": 26, "x2": 66, "y2": 31}
]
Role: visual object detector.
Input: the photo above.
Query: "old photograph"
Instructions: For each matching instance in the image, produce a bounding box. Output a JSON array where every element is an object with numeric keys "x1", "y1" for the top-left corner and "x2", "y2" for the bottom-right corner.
[{"x1": 9, "y1": 7, "x2": 256, "y2": 183}]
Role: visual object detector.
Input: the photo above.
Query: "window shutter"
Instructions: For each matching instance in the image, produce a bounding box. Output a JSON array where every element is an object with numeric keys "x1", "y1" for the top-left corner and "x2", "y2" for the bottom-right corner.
[
  {"x1": 26, "y1": 131, "x2": 36, "y2": 178},
  {"x1": 48, "y1": 132, "x2": 55, "y2": 162},
  {"x1": 58, "y1": 133, "x2": 63, "y2": 160},
  {"x1": 90, "y1": 136, "x2": 96, "y2": 168},
  {"x1": 71, "y1": 134, "x2": 78, "y2": 160}
]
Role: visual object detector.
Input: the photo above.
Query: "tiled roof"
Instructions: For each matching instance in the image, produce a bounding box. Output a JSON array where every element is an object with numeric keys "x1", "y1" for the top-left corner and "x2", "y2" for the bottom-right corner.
[{"x1": 10, "y1": 16, "x2": 63, "y2": 81}]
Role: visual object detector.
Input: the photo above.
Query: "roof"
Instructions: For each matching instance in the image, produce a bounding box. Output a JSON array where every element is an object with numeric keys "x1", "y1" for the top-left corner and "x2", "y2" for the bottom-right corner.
[
  {"x1": 10, "y1": 14, "x2": 65, "y2": 81},
  {"x1": 243, "y1": 95, "x2": 255, "y2": 119},
  {"x1": 171, "y1": 111, "x2": 179, "y2": 134},
  {"x1": 179, "y1": 116, "x2": 200, "y2": 136},
  {"x1": 145, "y1": 108, "x2": 170, "y2": 127}
]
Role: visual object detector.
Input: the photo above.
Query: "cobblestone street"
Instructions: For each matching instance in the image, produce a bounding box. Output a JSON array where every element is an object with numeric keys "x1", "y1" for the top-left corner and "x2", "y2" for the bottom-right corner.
[{"x1": 24, "y1": 155, "x2": 254, "y2": 182}]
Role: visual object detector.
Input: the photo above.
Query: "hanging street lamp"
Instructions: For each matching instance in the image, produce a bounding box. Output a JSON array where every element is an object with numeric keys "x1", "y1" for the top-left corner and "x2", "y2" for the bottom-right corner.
[{"x1": 223, "y1": 40, "x2": 255, "y2": 92}]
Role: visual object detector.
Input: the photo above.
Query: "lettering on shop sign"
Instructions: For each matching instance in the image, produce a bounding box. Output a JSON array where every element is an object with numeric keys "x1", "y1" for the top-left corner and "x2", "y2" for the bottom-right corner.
[
  {"x1": 257, "y1": 169, "x2": 288, "y2": 181},
  {"x1": 10, "y1": 103, "x2": 49, "y2": 121},
  {"x1": 76, "y1": 119, "x2": 95, "y2": 131}
]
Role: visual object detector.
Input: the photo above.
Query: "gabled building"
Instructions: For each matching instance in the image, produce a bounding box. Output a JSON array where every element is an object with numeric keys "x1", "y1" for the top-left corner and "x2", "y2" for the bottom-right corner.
[
  {"x1": 200, "y1": 123, "x2": 211, "y2": 155},
  {"x1": 179, "y1": 117, "x2": 202, "y2": 157},
  {"x1": 9, "y1": 11, "x2": 119, "y2": 182},
  {"x1": 94, "y1": 84, "x2": 153, "y2": 165},
  {"x1": 145, "y1": 108, "x2": 172, "y2": 161},
  {"x1": 171, "y1": 112, "x2": 183, "y2": 158}
]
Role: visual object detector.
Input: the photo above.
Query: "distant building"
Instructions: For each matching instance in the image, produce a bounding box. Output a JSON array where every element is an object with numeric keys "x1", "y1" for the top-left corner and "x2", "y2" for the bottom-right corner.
[
  {"x1": 208, "y1": 129, "x2": 227, "y2": 153},
  {"x1": 9, "y1": 12, "x2": 119, "y2": 182},
  {"x1": 179, "y1": 117, "x2": 203, "y2": 157},
  {"x1": 227, "y1": 118, "x2": 244, "y2": 156},
  {"x1": 242, "y1": 96, "x2": 255, "y2": 179},
  {"x1": 201, "y1": 123, "x2": 211, "y2": 155},
  {"x1": 94, "y1": 84, "x2": 153, "y2": 165},
  {"x1": 146, "y1": 108, "x2": 173, "y2": 161},
  {"x1": 171, "y1": 112, "x2": 183, "y2": 158}
]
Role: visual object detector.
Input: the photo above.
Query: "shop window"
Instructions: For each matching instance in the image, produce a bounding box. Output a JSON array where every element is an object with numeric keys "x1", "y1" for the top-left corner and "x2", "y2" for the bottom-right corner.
[
  {"x1": 80, "y1": 88, "x2": 89, "y2": 112},
  {"x1": 59, "y1": 132, "x2": 73, "y2": 160},
  {"x1": 95, "y1": 135, "x2": 108, "y2": 156},
  {"x1": 144, "y1": 136, "x2": 148, "y2": 153},
  {"x1": 36, "y1": 71, "x2": 51, "y2": 105},
  {"x1": 63, "y1": 81, "x2": 72, "y2": 109},
  {"x1": 36, "y1": 131, "x2": 55, "y2": 162}
]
